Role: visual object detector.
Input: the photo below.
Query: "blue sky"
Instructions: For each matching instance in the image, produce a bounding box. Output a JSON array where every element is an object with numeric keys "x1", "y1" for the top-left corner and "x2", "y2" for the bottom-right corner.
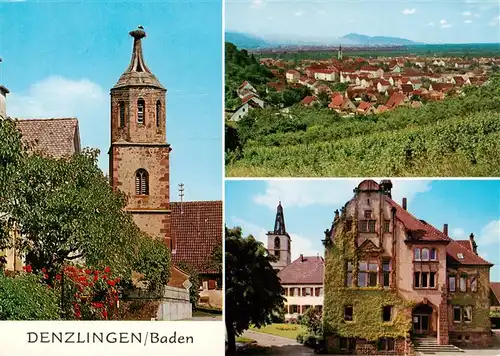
[
  {"x1": 226, "y1": 0, "x2": 500, "y2": 44},
  {"x1": 225, "y1": 179, "x2": 500, "y2": 281},
  {"x1": 0, "y1": 0, "x2": 222, "y2": 202}
]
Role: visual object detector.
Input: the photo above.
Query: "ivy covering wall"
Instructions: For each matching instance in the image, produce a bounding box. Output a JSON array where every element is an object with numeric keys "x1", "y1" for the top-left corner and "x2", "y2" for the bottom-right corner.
[
  {"x1": 449, "y1": 268, "x2": 491, "y2": 332},
  {"x1": 323, "y1": 213, "x2": 414, "y2": 342}
]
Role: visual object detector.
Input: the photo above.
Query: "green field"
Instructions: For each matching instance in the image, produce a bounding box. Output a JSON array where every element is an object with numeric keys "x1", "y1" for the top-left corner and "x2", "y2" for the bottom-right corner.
[
  {"x1": 226, "y1": 74, "x2": 500, "y2": 177},
  {"x1": 250, "y1": 323, "x2": 306, "y2": 340},
  {"x1": 253, "y1": 43, "x2": 500, "y2": 61}
]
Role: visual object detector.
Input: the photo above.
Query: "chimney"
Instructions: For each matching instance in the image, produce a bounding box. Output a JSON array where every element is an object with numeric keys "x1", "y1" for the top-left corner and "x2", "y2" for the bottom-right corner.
[
  {"x1": 443, "y1": 224, "x2": 448, "y2": 236},
  {"x1": 402, "y1": 197, "x2": 407, "y2": 210},
  {"x1": 469, "y1": 233, "x2": 478, "y2": 255},
  {"x1": 300, "y1": 254, "x2": 304, "y2": 262},
  {"x1": 334, "y1": 209, "x2": 339, "y2": 220}
]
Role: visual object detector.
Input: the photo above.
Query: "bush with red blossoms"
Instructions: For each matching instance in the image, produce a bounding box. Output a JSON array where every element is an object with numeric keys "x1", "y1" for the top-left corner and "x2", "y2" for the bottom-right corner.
[{"x1": 53, "y1": 265, "x2": 121, "y2": 320}]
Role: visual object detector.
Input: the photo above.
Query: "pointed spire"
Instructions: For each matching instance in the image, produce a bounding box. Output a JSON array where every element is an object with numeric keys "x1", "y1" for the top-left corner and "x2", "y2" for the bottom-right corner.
[
  {"x1": 274, "y1": 201, "x2": 286, "y2": 235},
  {"x1": 112, "y1": 26, "x2": 165, "y2": 90},
  {"x1": 127, "y1": 26, "x2": 151, "y2": 74}
]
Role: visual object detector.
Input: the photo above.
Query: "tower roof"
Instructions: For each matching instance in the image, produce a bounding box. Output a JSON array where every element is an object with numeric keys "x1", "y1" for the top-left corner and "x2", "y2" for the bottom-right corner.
[
  {"x1": 270, "y1": 201, "x2": 287, "y2": 235},
  {"x1": 112, "y1": 26, "x2": 165, "y2": 90}
]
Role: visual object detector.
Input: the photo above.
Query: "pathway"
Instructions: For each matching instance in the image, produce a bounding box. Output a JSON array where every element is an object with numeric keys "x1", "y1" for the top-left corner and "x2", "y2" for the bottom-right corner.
[{"x1": 238, "y1": 330, "x2": 314, "y2": 356}]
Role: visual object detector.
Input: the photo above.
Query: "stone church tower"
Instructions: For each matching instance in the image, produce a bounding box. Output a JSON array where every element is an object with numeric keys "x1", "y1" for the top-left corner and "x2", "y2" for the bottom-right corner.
[
  {"x1": 267, "y1": 202, "x2": 291, "y2": 271},
  {"x1": 109, "y1": 26, "x2": 173, "y2": 249}
]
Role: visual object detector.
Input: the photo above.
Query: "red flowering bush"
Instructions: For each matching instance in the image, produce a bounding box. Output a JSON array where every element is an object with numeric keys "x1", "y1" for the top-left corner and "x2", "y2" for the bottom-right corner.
[{"x1": 53, "y1": 265, "x2": 121, "y2": 320}]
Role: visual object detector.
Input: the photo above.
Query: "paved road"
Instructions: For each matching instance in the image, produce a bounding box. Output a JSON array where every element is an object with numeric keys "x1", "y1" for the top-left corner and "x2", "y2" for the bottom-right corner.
[{"x1": 239, "y1": 330, "x2": 314, "y2": 356}]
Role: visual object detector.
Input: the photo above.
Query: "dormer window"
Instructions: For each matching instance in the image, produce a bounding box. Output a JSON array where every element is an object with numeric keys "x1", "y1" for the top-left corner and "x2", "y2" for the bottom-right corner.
[
  {"x1": 457, "y1": 253, "x2": 464, "y2": 259},
  {"x1": 137, "y1": 99, "x2": 145, "y2": 124}
]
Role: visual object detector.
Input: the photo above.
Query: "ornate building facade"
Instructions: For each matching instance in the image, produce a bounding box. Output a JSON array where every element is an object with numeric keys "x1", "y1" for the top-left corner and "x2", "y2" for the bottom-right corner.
[{"x1": 323, "y1": 180, "x2": 493, "y2": 354}]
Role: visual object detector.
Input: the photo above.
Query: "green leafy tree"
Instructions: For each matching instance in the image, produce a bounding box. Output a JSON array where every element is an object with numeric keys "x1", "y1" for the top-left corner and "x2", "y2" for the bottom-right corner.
[
  {"x1": 225, "y1": 227, "x2": 285, "y2": 356},
  {"x1": 0, "y1": 270, "x2": 60, "y2": 320},
  {"x1": 133, "y1": 234, "x2": 172, "y2": 292}
]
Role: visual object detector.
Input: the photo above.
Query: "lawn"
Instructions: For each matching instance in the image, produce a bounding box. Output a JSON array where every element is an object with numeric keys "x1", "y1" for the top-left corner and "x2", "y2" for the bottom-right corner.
[
  {"x1": 250, "y1": 323, "x2": 306, "y2": 340},
  {"x1": 236, "y1": 336, "x2": 256, "y2": 344}
]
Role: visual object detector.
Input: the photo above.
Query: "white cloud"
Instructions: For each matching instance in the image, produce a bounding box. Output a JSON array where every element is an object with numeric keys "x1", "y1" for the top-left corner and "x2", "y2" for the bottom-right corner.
[
  {"x1": 250, "y1": 0, "x2": 265, "y2": 9},
  {"x1": 402, "y1": 8, "x2": 416, "y2": 15},
  {"x1": 8, "y1": 76, "x2": 108, "y2": 168},
  {"x1": 464, "y1": 19, "x2": 473, "y2": 24},
  {"x1": 440, "y1": 19, "x2": 452, "y2": 28},
  {"x1": 451, "y1": 228, "x2": 466, "y2": 239},
  {"x1": 489, "y1": 16, "x2": 500, "y2": 26},
  {"x1": 294, "y1": 9, "x2": 304, "y2": 17},
  {"x1": 462, "y1": 11, "x2": 472, "y2": 16},
  {"x1": 426, "y1": 22, "x2": 435, "y2": 27},
  {"x1": 253, "y1": 179, "x2": 431, "y2": 211},
  {"x1": 230, "y1": 216, "x2": 321, "y2": 260},
  {"x1": 476, "y1": 220, "x2": 500, "y2": 245}
]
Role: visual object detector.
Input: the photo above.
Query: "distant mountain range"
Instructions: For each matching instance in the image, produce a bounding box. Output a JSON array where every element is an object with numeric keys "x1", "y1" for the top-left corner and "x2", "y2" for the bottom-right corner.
[{"x1": 225, "y1": 32, "x2": 421, "y2": 49}]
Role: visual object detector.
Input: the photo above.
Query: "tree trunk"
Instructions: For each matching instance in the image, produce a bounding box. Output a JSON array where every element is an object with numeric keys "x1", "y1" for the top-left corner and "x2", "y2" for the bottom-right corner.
[{"x1": 225, "y1": 316, "x2": 236, "y2": 356}]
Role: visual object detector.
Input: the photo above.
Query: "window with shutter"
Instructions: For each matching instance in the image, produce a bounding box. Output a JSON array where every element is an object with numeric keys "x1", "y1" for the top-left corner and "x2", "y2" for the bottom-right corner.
[
  {"x1": 135, "y1": 169, "x2": 149, "y2": 195},
  {"x1": 137, "y1": 99, "x2": 145, "y2": 124}
]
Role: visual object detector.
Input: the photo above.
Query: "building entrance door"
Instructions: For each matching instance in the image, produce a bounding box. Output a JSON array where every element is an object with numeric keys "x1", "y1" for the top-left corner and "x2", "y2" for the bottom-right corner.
[{"x1": 413, "y1": 314, "x2": 430, "y2": 335}]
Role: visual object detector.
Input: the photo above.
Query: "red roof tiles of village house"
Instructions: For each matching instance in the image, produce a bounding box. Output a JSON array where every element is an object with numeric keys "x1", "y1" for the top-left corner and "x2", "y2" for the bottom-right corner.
[
  {"x1": 357, "y1": 101, "x2": 372, "y2": 111},
  {"x1": 360, "y1": 65, "x2": 380, "y2": 72},
  {"x1": 300, "y1": 96, "x2": 317, "y2": 106},
  {"x1": 386, "y1": 92, "x2": 406, "y2": 107},
  {"x1": 402, "y1": 84, "x2": 414, "y2": 94},
  {"x1": 238, "y1": 81, "x2": 250, "y2": 90},
  {"x1": 329, "y1": 94, "x2": 344, "y2": 108},
  {"x1": 171, "y1": 200, "x2": 222, "y2": 274},
  {"x1": 491, "y1": 282, "x2": 500, "y2": 304},
  {"x1": 278, "y1": 255, "x2": 324, "y2": 285},
  {"x1": 15, "y1": 118, "x2": 80, "y2": 158}
]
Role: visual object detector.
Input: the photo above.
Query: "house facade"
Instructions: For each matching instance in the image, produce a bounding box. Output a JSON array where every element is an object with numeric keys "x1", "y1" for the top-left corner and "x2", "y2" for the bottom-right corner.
[{"x1": 322, "y1": 180, "x2": 493, "y2": 354}]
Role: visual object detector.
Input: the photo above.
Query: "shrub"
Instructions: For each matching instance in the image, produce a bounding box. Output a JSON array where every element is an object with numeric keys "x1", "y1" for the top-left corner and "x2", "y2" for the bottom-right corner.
[{"x1": 0, "y1": 269, "x2": 60, "y2": 320}]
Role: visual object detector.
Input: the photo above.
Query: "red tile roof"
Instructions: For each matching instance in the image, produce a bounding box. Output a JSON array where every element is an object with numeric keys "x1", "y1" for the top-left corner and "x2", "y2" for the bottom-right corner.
[
  {"x1": 15, "y1": 118, "x2": 80, "y2": 158},
  {"x1": 386, "y1": 197, "x2": 451, "y2": 242},
  {"x1": 171, "y1": 201, "x2": 222, "y2": 274},
  {"x1": 278, "y1": 255, "x2": 324, "y2": 285},
  {"x1": 386, "y1": 92, "x2": 406, "y2": 107},
  {"x1": 456, "y1": 240, "x2": 473, "y2": 251},
  {"x1": 329, "y1": 94, "x2": 344, "y2": 108},
  {"x1": 491, "y1": 282, "x2": 500, "y2": 304},
  {"x1": 446, "y1": 240, "x2": 492, "y2": 266},
  {"x1": 357, "y1": 101, "x2": 372, "y2": 111},
  {"x1": 300, "y1": 96, "x2": 317, "y2": 106}
]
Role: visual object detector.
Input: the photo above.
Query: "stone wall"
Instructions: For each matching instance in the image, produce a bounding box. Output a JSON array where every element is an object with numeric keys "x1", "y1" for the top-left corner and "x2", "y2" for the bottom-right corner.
[
  {"x1": 449, "y1": 331, "x2": 492, "y2": 348},
  {"x1": 324, "y1": 336, "x2": 410, "y2": 355},
  {"x1": 157, "y1": 285, "x2": 192, "y2": 321}
]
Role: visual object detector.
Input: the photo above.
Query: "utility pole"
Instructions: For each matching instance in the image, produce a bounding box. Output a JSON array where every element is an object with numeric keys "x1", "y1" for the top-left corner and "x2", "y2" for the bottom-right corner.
[{"x1": 178, "y1": 183, "x2": 184, "y2": 214}]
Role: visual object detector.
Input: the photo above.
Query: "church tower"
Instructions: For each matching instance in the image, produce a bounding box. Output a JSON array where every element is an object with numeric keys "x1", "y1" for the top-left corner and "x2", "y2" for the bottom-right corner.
[
  {"x1": 267, "y1": 202, "x2": 291, "y2": 271},
  {"x1": 109, "y1": 26, "x2": 173, "y2": 249},
  {"x1": 337, "y1": 45, "x2": 343, "y2": 60}
]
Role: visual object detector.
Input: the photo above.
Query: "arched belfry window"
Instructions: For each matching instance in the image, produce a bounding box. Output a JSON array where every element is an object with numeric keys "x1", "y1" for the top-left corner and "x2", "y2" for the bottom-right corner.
[
  {"x1": 119, "y1": 101, "x2": 126, "y2": 128},
  {"x1": 137, "y1": 99, "x2": 145, "y2": 125},
  {"x1": 274, "y1": 237, "x2": 280, "y2": 249},
  {"x1": 156, "y1": 100, "x2": 161, "y2": 128},
  {"x1": 135, "y1": 169, "x2": 149, "y2": 195}
]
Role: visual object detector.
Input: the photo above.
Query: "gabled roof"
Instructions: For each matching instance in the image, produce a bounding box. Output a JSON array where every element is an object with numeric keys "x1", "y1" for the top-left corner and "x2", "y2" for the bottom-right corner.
[
  {"x1": 171, "y1": 201, "x2": 222, "y2": 274},
  {"x1": 385, "y1": 197, "x2": 451, "y2": 242},
  {"x1": 491, "y1": 282, "x2": 500, "y2": 304},
  {"x1": 446, "y1": 240, "x2": 492, "y2": 266},
  {"x1": 300, "y1": 96, "x2": 317, "y2": 106},
  {"x1": 456, "y1": 240, "x2": 473, "y2": 251},
  {"x1": 15, "y1": 118, "x2": 80, "y2": 158},
  {"x1": 278, "y1": 255, "x2": 324, "y2": 285}
]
